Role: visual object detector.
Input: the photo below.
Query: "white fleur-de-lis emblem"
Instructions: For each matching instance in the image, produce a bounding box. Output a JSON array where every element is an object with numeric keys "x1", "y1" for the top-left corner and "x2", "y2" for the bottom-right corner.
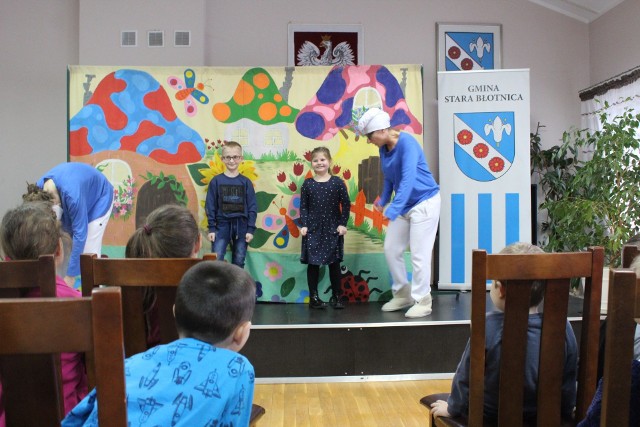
[
  {"x1": 484, "y1": 116, "x2": 512, "y2": 144},
  {"x1": 470, "y1": 36, "x2": 491, "y2": 60}
]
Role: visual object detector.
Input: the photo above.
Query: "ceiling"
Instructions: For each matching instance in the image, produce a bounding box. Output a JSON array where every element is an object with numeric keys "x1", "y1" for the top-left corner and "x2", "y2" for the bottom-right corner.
[{"x1": 528, "y1": 0, "x2": 625, "y2": 23}]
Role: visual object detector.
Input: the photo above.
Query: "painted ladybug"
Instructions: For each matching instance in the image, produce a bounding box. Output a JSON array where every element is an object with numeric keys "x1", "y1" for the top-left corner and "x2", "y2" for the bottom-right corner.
[{"x1": 325, "y1": 265, "x2": 382, "y2": 303}]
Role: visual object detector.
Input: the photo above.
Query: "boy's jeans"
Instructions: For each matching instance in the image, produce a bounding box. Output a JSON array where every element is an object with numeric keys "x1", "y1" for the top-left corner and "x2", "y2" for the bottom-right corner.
[{"x1": 212, "y1": 220, "x2": 248, "y2": 268}]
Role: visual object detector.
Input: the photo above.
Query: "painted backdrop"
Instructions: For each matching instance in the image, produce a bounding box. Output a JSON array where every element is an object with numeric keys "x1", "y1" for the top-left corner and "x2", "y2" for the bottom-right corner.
[{"x1": 68, "y1": 65, "x2": 424, "y2": 302}]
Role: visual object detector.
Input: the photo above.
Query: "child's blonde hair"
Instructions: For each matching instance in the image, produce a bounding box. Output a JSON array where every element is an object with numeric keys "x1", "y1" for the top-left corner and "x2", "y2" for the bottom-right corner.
[
  {"x1": 310, "y1": 146, "x2": 332, "y2": 161},
  {"x1": 496, "y1": 242, "x2": 546, "y2": 307},
  {"x1": 221, "y1": 140, "x2": 243, "y2": 155}
]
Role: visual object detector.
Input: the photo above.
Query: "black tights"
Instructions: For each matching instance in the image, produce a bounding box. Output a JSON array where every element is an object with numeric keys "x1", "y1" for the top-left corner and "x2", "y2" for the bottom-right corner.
[{"x1": 307, "y1": 262, "x2": 341, "y2": 296}]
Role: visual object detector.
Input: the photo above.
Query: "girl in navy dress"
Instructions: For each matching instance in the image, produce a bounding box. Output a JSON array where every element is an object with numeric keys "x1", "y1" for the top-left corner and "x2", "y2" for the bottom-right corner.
[{"x1": 300, "y1": 147, "x2": 351, "y2": 309}]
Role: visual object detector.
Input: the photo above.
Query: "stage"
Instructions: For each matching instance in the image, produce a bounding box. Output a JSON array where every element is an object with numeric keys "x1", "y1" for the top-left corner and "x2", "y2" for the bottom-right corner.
[{"x1": 241, "y1": 291, "x2": 588, "y2": 383}]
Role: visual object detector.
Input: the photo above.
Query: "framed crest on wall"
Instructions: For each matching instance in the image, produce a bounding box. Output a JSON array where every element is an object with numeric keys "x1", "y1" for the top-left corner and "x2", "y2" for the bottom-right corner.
[
  {"x1": 288, "y1": 24, "x2": 363, "y2": 66},
  {"x1": 437, "y1": 23, "x2": 502, "y2": 71}
]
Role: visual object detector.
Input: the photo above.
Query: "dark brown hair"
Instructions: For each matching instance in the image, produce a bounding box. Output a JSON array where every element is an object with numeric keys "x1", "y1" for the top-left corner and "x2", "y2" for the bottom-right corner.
[
  {"x1": 175, "y1": 260, "x2": 255, "y2": 344},
  {"x1": 22, "y1": 183, "x2": 54, "y2": 203},
  {"x1": 126, "y1": 204, "x2": 200, "y2": 258}
]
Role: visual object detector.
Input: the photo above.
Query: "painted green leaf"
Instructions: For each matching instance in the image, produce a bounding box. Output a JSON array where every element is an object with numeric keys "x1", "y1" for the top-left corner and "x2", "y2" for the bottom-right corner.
[
  {"x1": 280, "y1": 277, "x2": 296, "y2": 297},
  {"x1": 249, "y1": 228, "x2": 273, "y2": 248},
  {"x1": 187, "y1": 163, "x2": 209, "y2": 186},
  {"x1": 256, "y1": 191, "x2": 276, "y2": 213}
]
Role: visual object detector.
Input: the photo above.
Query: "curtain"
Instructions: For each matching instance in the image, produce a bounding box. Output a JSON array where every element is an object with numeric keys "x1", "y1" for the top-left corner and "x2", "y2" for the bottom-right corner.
[{"x1": 580, "y1": 66, "x2": 640, "y2": 131}]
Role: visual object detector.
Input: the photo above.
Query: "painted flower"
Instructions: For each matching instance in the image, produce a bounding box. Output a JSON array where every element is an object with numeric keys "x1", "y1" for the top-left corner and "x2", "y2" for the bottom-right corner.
[
  {"x1": 270, "y1": 295, "x2": 286, "y2": 303},
  {"x1": 288, "y1": 182, "x2": 297, "y2": 192},
  {"x1": 264, "y1": 261, "x2": 283, "y2": 282},
  {"x1": 343, "y1": 169, "x2": 351, "y2": 180},
  {"x1": 489, "y1": 157, "x2": 505, "y2": 172},
  {"x1": 461, "y1": 58, "x2": 473, "y2": 70},
  {"x1": 199, "y1": 152, "x2": 258, "y2": 186},
  {"x1": 448, "y1": 46, "x2": 461, "y2": 60},
  {"x1": 473, "y1": 143, "x2": 489, "y2": 158},
  {"x1": 304, "y1": 151, "x2": 312, "y2": 162},
  {"x1": 332, "y1": 165, "x2": 341, "y2": 175},
  {"x1": 296, "y1": 290, "x2": 310, "y2": 303},
  {"x1": 277, "y1": 171, "x2": 286, "y2": 182},
  {"x1": 293, "y1": 162, "x2": 304, "y2": 176},
  {"x1": 255, "y1": 281, "x2": 263, "y2": 298},
  {"x1": 457, "y1": 129, "x2": 473, "y2": 145}
]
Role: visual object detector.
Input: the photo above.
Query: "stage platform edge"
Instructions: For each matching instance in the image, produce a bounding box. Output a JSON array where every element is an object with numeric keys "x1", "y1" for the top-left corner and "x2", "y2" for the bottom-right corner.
[{"x1": 241, "y1": 292, "x2": 588, "y2": 381}]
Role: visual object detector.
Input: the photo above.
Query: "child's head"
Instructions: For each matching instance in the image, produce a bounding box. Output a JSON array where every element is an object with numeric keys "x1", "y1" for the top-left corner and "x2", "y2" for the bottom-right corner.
[
  {"x1": 310, "y1": 146, "x2": 332, "y2": 162},
  {"x1": 174, "y1": 260, "x2": 256, "y2": 350},
  {"x1": 126, "y1": 204, "x2": 201, "y2": 259},
  {"x1": 310, "y1": 146, "x2": 332, "y2": 175},
  {"x1": 490, "y1": 242, "x2": 546, "y2": 311},
  {"x1": 221, "y1": 141, "x2": 243, "y2": 172},
  {"x1": 0, "y1": 201, "x2": 61, "y2": 261}
]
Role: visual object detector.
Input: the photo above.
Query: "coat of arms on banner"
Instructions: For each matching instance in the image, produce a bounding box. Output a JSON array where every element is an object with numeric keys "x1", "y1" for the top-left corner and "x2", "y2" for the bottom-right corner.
[
  {"x1": 444, "y1": 31, "x2": 495, "y2": 71},
  {"x1": 453, "y1": 112, "x2": 514, "y2": 182}
]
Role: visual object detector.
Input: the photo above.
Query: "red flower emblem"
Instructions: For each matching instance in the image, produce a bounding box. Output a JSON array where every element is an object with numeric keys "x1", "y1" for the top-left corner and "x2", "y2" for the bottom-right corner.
[
  {"x1": 457, "y1": 130, "x2": 473, "y2": 145},
  {"x1": 332, "y1": 165, "x2": 341, "y2": 175},
  {"x1": 293, "y1": 162, "x2": 304, "y2": 176},
  {"x1": 461, "y1": 58, "x2": 473, "y2": 70},
  {"x1": 448, "y1": 46, "x2": 461, "y2": 60},
  {"x1": 277, "y1": 171, "x2": 286, "y2": 182},
  {"x1": 473, "y1": 143, "x2": 489, "y2": 158},
  {"x1": 288, "y1": 182, "x2": 297, "y2": 192},
  {"x1": 343, "y1": 169, "x2": 351, "y2": 180},
  {"x1": 489, "y1": 157, "x2": 505, "y2": 172},
  {"x1": 303, "y1": 151, "x2": 312, "y2": 162}
]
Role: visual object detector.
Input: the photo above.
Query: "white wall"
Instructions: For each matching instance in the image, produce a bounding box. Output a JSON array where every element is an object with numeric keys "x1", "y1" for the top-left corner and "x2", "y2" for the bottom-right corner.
[
  {"x1": 0, "y1": 0, "x2": 78, "y2": 216},
  {"x1": 0, "y1": 0, "x2": 610, "y2": 218},
  {"x1": 588, "y1": 0, "x2": 640, "y2": 86}
]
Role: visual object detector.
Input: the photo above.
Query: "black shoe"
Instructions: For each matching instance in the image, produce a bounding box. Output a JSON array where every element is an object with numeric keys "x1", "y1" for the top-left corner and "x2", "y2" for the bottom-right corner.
[
  {"x1": 330, "y1": 295, "x2": 345, "y2": 309},
  {"x1": 309, "y1": 294, "x2": 327, "y2": 309}
]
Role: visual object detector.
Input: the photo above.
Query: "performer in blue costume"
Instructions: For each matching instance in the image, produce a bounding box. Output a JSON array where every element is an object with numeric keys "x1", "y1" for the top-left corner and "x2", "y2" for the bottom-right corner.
[
  {"x1": 357, "y1": 108, "x2": 440, "y2": 318},
  {"x1": 63, "y1": 260, "x2": 257, "y2": 427},
  {"x1": 24, "y1": 162, "x2": 113, "y2": 287}
]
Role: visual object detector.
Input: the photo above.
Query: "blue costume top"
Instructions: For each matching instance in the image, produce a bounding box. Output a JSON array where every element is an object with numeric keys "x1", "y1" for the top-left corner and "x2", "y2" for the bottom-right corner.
[
  {"x1": 37, "y1": 163, "x2": 113, "y2": 276},
  {"x1": 205, "y1": 174, "x2": 257, "y2": 235},
  {"x1": 447, "y1": 311, "x2": 578, "y2": 421},
  {"x1": 62, "y1": 338, "x2": 255, "y2": 427},
  {"x1": 378, "y1": 132, "x2": 439, "y2": 221}
]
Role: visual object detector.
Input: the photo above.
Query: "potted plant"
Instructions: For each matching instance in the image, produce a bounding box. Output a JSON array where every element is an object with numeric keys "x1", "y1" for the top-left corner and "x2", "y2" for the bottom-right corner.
[{"x1": 531, "y1": 104, "x2": 640, "y2": 268}]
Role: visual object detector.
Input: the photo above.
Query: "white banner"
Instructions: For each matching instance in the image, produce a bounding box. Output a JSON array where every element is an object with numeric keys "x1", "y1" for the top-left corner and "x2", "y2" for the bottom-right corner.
[{"x1": 438, "y1": 69, "x2": 531, "y2": 290}]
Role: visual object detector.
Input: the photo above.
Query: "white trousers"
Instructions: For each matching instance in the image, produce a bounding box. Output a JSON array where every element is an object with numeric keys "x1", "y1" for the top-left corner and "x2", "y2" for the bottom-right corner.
[
  {"x1": 82, "y1": 204, "x2": 113, "y2": 257},
  {"x1": 384, "y1": 193, "x2": 441, "y2": 301}
]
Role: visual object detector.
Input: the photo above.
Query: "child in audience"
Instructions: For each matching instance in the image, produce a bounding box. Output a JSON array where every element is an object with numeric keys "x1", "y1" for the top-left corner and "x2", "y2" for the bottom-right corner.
[
  {"x1": 578, "y1": 254, "x2": 640, "y2": 427},
  {"x1": 0, "y1": 202, "x2": 88, "y2": 423},
  {"x1": 125, "y1": 204, "x2": 202, "y2": 347},
  {"x1": 63, "y1": 260, "x2": 257, "y2": 426},
  {"x1": 205, "y1": 141, "x2": 257, "y2": 268},
  {"x1": 430, "y1": 242, "x2": 578, "y2": 423},
  {"x1": 299, "y1": 147, "x2": 351, "y2": 309}
]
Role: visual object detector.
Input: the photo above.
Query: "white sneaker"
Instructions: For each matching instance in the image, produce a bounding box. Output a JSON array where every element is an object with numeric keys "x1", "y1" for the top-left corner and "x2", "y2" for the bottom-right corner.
[
  {"x1": 381, "y1": 286, "x2": 413, "y2": 312},
  {"x1": 405, "y1": 294, "x2": 432, "y2": 318}
]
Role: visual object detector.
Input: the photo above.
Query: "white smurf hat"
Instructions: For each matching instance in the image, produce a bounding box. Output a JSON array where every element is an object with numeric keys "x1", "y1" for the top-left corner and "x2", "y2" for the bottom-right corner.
[{"x1": 357, "y1": 108, "x2": 391, "y2": 135}]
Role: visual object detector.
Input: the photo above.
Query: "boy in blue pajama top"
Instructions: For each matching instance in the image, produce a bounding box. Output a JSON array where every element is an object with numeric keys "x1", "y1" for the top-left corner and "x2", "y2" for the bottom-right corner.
[{"x1": 63, "y1": 261, "x2": 257, "y2": 427}]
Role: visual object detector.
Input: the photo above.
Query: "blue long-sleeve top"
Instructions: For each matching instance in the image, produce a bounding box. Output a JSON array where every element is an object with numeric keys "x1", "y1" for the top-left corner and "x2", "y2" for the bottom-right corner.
[
  {"x1": 378, "y1": 132, "x2": 439, "y2": 220},
  {"x1": 205, "y1": 173, "x2": 257, "y2": 234},
  {"x1": 447, "y1": 311, "x2": 578, "y2": 421},
  {"x1": 37, "y1": 163, "x2": 114, "y2": 276}
]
